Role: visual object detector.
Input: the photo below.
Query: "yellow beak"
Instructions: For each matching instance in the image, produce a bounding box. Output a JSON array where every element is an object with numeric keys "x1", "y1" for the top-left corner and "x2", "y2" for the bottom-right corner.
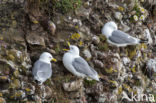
[
  {"x1": 51, "y1": 58, "x2": 57, "y2": 62},
  {"x1": 63, "y1": 49, "x2": 69, "y2": 51},
  {"x1": 63, "y1": 41, "x2": 70, "y2": 51}
]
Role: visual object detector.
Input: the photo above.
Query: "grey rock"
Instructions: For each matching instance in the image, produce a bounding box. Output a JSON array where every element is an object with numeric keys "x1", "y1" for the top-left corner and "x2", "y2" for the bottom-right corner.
[
  {"x1": 26, "y1": 32, "x2": 45, "y2": 47},
  {"x1": 83, "y1": 49, "x2": 92, "y2": 60},
  {"x1": 94, "y1": 60, "x2": 104, "y2": 68},
  {"x1": 75, "y1": 7, "x2": 91, "y2": 19},
  {"x1": 114, "y1": 12, "x2": 123, "y2": 20},
  {"x1": 122, "y1": 57, "x2": 130, "y2": 65},
  {"x1": 92, "y1": 36, "x2": 100, "y2": 45},
  {"x1": 98, "y1": 94, "x2": 106, "y2": 103},
  {"x1": 63, "y1": 79, "x2": 83, "y2": 92},
  {"x1": 0, "y1": 97, "x2": 6, "y2": 103},
  {"x1": 43, "y1": 86, "x2": 52, "y2": 99},
  {"x1": 144, "y1": 28, "x2": 153, "y2": 44}
]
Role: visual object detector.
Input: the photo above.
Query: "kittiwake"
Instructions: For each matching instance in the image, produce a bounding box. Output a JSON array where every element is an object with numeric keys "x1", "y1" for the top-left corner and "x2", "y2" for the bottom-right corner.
[
  {"x1": 102, "y1": 21, "x2": 147, "y2": 47},
  {"x1": 63, "y1": 44, "x2": 100, "y2": 81},
  {"x1": 32, "y1": 52, "x2": 57, "y2": 84}
]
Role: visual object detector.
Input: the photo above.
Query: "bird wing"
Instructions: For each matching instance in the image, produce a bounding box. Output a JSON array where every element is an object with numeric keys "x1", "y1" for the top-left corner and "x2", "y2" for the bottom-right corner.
[
  {"x1": 32, "y1": 60, "x2": 52, "y2": 79},
  {"x1": 72, "y1": 57, "x2": 97, "y2": 77},
  {"x1": 109, "y1": 30, "x2": 139, "y2": 44}
]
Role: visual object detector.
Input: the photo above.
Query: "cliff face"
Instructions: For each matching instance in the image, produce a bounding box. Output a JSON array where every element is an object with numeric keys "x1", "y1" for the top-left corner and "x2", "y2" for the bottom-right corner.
[{"x1": 0, "y1": 0, "x2": 156, "y2": 103}]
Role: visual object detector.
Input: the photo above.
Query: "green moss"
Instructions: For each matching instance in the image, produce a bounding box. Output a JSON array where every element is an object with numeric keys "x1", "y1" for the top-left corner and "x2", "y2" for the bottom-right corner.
[
  {"x1": 55, "y1": 43, "x2": 61, "y2": 54},
  {"x1": 13, "y1": 70, "x2": 20, "y2": 78},
  {"x1": 9, "y1": 78, "x2": 21, "y2": 89},
  {"x1": 109, "y1": 80, "x2": 117, "y2": 88},
  {"x1": 134, "y1": 79, "x2": 141, "y2": 86},
  {"x1": 130, "y1": 66, "x2": 136, "y2": 73},
  {"x1": 7, "y1": 54, "x2": 15, "y2": 61},
  {"x1": 97, "y1": 35, "x2": 109, "y2": 51},
  {"x1": 99, "y1": 35, "x2": 107, "y2": 41},
  {"x1": 126, "y1": 46, "x2": 137, "y2": 59},
  {"x1": 123, "y1": 83, "x2": 133, "y2": 92},
  {"x1": 105, "y1": 67, "x2": 117, "y2": 74},
  {"x1": 97, "y1": 43, "x2": 109, "y2": 51},
  {"x1": 44, "y1": 79, "x2": 52, "y2": 86},
  {"x1": 84, "y1": 79, "x2": 96, "y2": 87},
  {"x1": 154, "y1": 94, "x2": 156, "y2": 101},
  {"x1": 118, "y1": 86, "x2": 122, "y2": 95},
  {"x1": 52, "y1": 0, "x2": 82, "y2": 13},
  {"x1": 10, "y1": 91, "x2": 24, "y2": 99}
]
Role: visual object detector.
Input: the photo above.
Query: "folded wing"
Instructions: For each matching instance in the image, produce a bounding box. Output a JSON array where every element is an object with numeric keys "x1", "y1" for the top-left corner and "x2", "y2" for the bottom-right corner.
[{"x1": 109, "y1": 30, "x2": 139, "y2": 44}]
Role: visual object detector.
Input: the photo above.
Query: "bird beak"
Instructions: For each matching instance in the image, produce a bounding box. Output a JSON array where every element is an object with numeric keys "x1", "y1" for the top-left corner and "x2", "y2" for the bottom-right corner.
[
  {"x1": 63, "y1": 41, "x2": 70, "y2": 51},
  {"x1": 51, "y1": 58, "x2": 57, "y2": 62},
  {"x1": 63, "y1": 49, "x2": 69, "y2": 51}
]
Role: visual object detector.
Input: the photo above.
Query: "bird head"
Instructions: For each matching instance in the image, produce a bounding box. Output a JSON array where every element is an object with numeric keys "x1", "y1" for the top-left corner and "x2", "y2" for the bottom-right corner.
[
  {"x1": 107, "y1": 21, "x2": 118, "y2": 30},
  {"x1": 102, "y1": 21, "x2": 118, "y2": 38},
  {"x1": 63, "y1": 42, "x2": 79, "y2": 55},
  {"x1": 69, "y1": 45, "x2": 80, "y2": 55},
  {"x1": 39, "y1": 52, "x2": 57, "y2": 63}
]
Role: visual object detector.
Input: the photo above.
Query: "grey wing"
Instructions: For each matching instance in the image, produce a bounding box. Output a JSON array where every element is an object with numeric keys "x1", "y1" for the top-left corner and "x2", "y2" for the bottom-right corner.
[
  {"x1": 32, "y1": 60, "x2": 52, "y2": 78},
  {"x1": 109, "y1": 30, "x2": 139, "y2": 44},
  {"x1": 72, "y1": 57, "x2": 97, "y2": 76}
]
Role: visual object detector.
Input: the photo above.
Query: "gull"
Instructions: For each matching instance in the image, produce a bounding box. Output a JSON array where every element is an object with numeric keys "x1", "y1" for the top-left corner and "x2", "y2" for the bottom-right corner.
[
  {"x1": 101, "y1": 21, "x2": 147, "y2": 47},
  {"x1": 63, "y1": 43, "x2": 100, "y2": 81},
  {"x1": 32, "y1": 52, "x2": 57, "y2": 84}
]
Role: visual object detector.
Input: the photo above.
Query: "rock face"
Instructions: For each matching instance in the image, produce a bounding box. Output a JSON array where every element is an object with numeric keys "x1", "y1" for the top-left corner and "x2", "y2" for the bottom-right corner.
[
  {"x1": 153, "y1": 6, "x2": 156, "y2": 22},
  {"x1": 0, "y1": 0, "x2": 156, "y2": 103},
  {"x1": 63, "y1": 79, "x2": 83, "y2": 92}
]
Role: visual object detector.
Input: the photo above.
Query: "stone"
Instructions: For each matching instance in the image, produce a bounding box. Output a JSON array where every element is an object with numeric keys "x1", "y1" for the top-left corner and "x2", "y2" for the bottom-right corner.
[
  {"x1": 94, "y1": 60, "x2": 104, "y2": 68},
  {"x1": 75, "y1": 7, "x2": 91, "y2": 19},
  {"x1": 114, "y1": 12, "x2": 123, "y2": 20},
  {"x1": 35, "y1": 95, "x2": 42, "y2": 103},
  {"x1": 146, "y1": 59, "x2": 156, "y2": 80},
  {"x1": 0, "y1": 97, "x2": 6, "y2": 103},
  {"x1": 43, "y1": 86, "x2": 52, "y2": 99},
  {"x1": 97, "y1": 51, "x2": 107, "y2": 60},
  {"x1": 120, "y1": 21, "x2": 130, "y2": 32},
  {"x1": 147, "y1": 59, "x2": 156, "y2": 72},
  {"x1": 92, "y1": 36, "x2": 100, "y2": 45},
  {"x1": 63, "y1": 79, "x2": 83, "y2": 92},
  {"x1": 10, "y1": 78, "x2": 21, "y2": 89},
  {"x1": 23, "y1": 83, "x2": 35, "y2": 95},
  {"x1": 144, "y1": 28, "x2": 153, "y2": 44},
  {"x1": 26, "y1": 32, "x2": 45, "y2": 47},
  {"x1": 83, "y1": 49, "x2": 92, "y2": 60},
  {"x1": 48, "y1": 21, "x2": 56, "y2": 35},
  {"x1": 13, "y1": 70, "x2": 20, "y2": 78},
  {"x1": 122, "y1": 57, "x2": 130, "y2": 65},
  {"x1": 69, "y1": 92, "x2": 80, "y2": 99},
  {"x1": 98, "y1": 94, "x2": 106, "y2": 103},
  {"x1": 10, "y1": 90, "x2": 25, "y2": 99},
  {"x1": 72, "y1": 19, "x2": 82, "y2": 27}
]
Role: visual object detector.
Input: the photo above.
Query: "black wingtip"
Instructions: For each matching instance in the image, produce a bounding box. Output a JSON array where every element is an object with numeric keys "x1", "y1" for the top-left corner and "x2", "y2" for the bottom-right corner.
[
  {"x1": 99, "y1": 78, "x2": 107, "y2": 82},
  {"x1": 139, "y1": 39, "x2": 148, "y2": 43}
]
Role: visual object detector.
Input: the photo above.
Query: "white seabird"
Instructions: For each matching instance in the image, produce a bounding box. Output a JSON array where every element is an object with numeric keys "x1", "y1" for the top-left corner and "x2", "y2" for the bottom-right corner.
[
  {"x1": 63, "y1": 44, "x2": 100, "y2": 81},
  {"x1": 102, "y1": 21, "x2": 146, "y2": 47},
  {"x1": 32, "y1": 52, "x2": 57, "y2": 84}
]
